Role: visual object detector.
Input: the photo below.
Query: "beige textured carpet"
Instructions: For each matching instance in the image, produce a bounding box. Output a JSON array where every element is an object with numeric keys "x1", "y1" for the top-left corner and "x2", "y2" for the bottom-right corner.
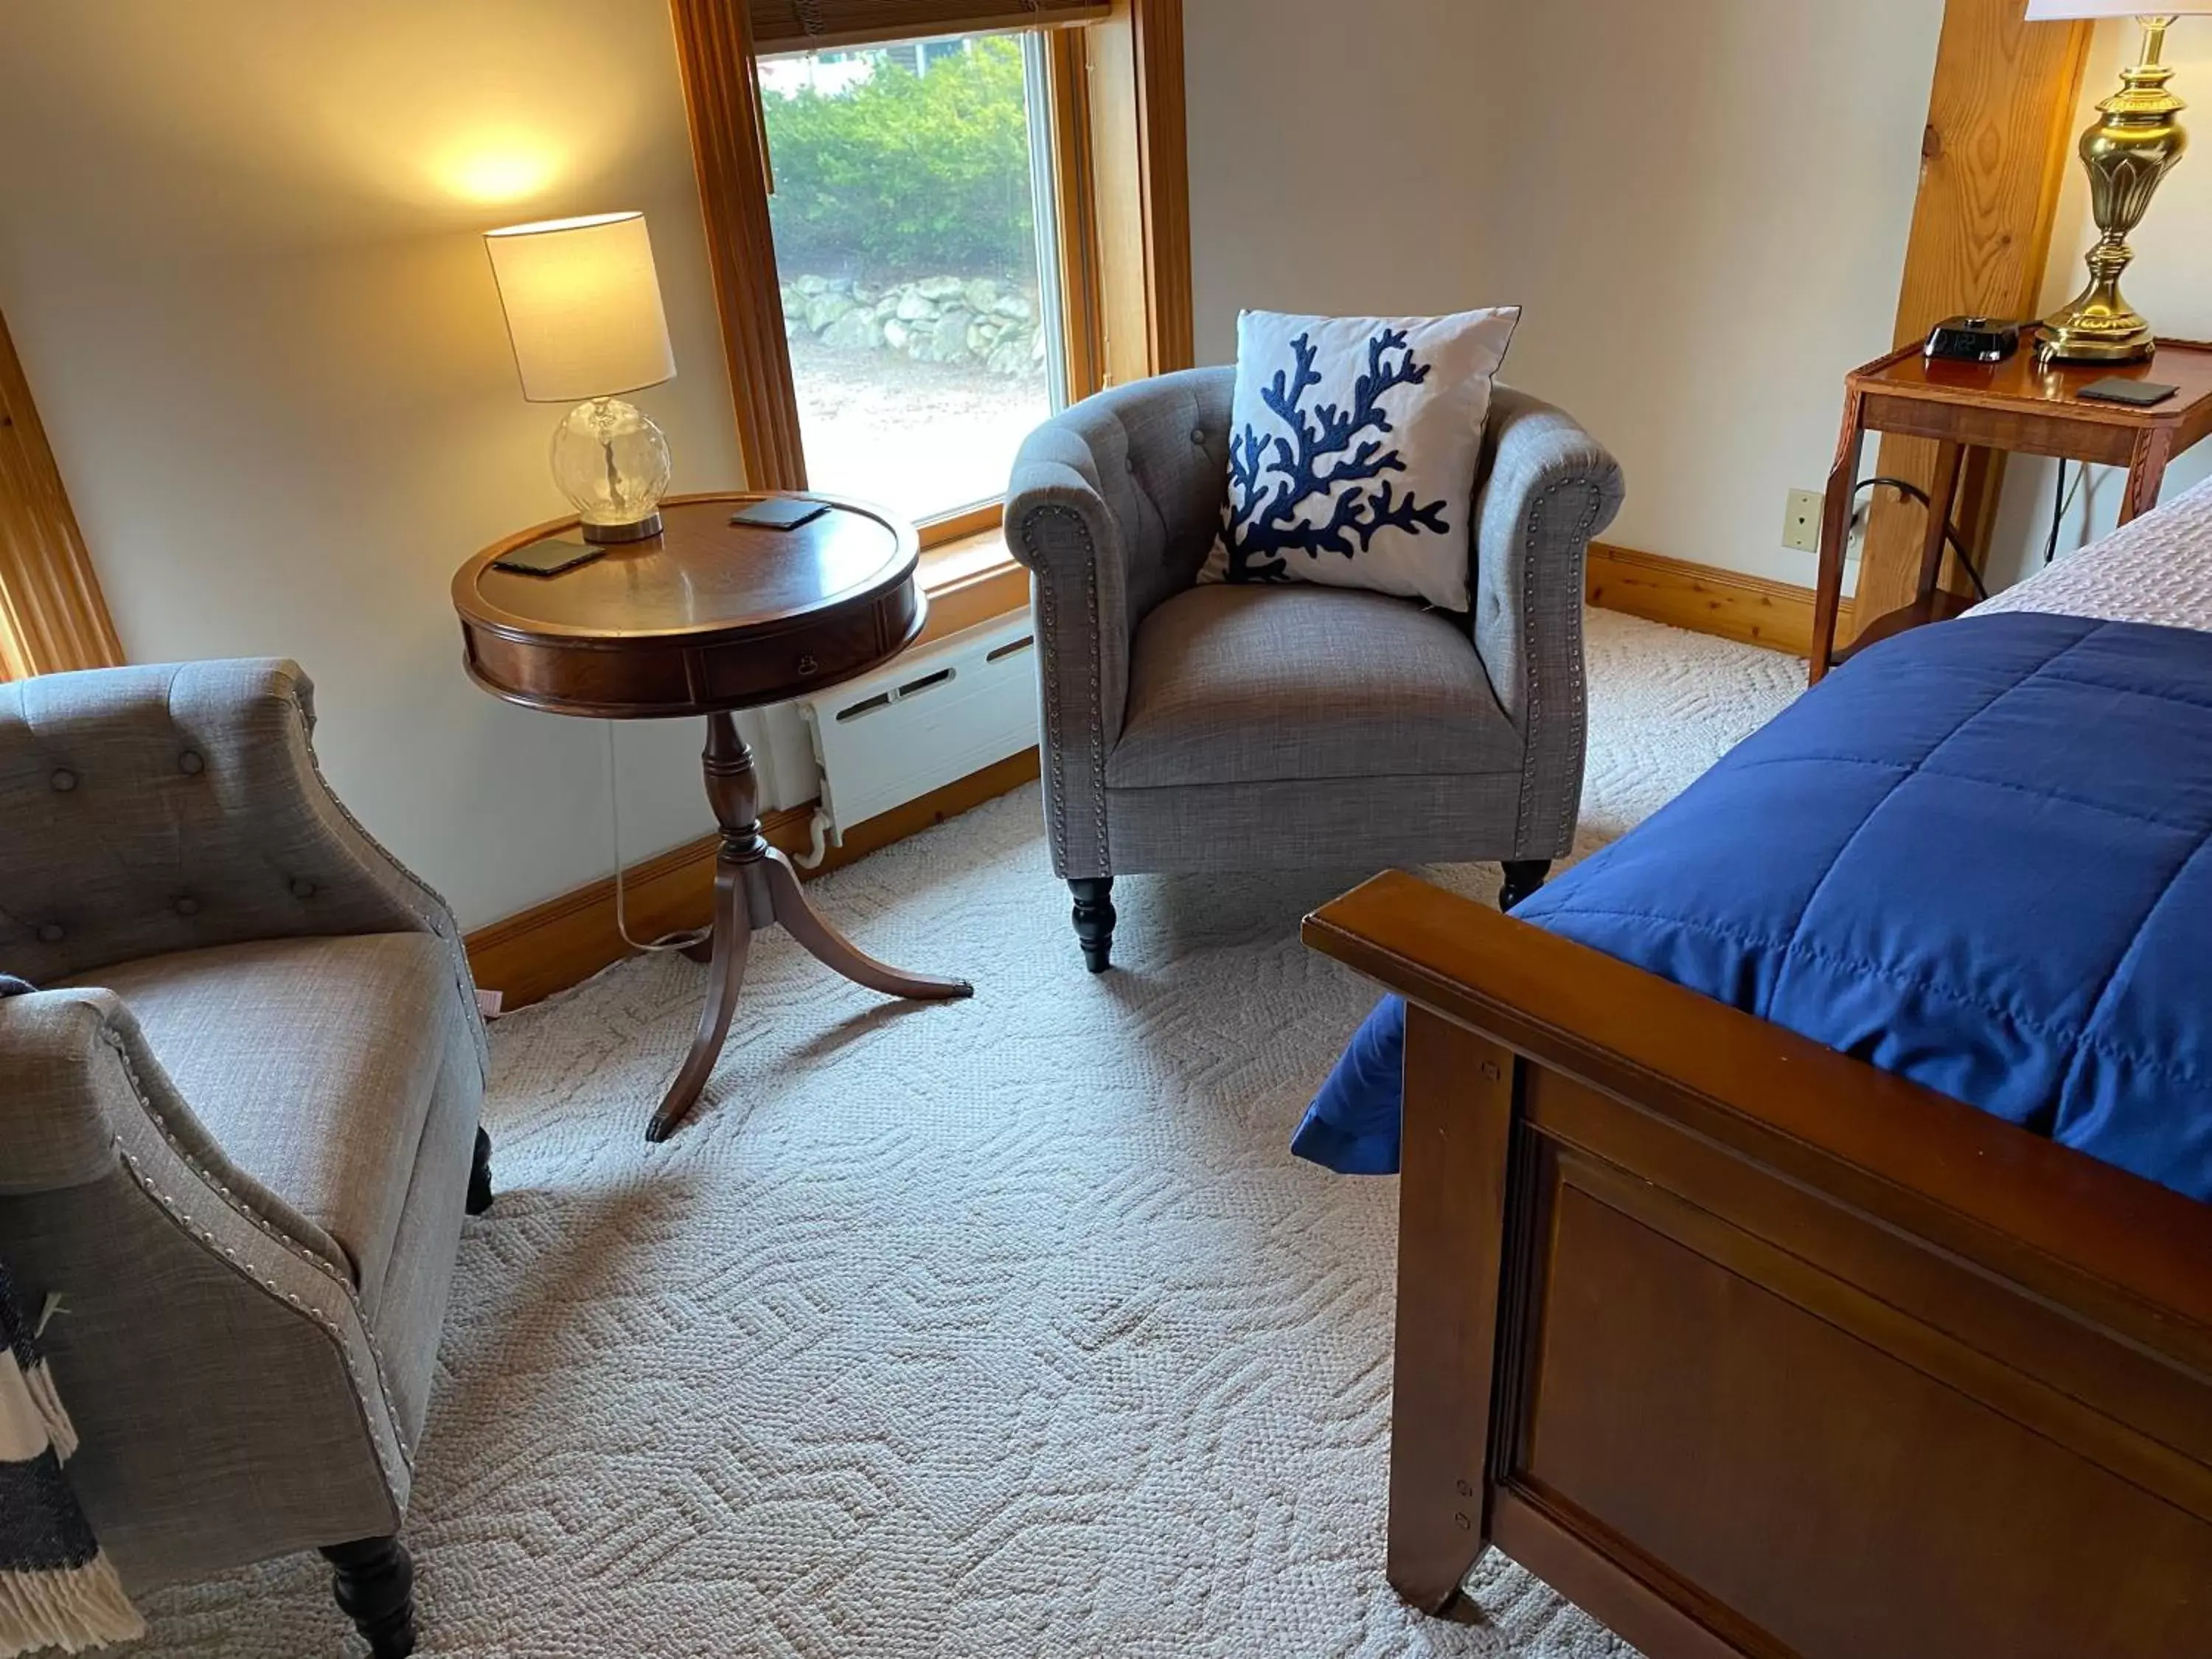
[{"x1": 136, "y1": 611, "x2": 1801, "y2": 1657}]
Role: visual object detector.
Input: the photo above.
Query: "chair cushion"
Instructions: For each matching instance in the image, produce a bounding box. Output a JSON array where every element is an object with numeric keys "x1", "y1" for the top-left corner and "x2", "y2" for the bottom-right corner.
[
  {"x1": 60, "y1": 933, "x2": 453, "y2": 1310},
  {"x1": 1107, "y1": 584, "x2": 1523, "y2": 789}
]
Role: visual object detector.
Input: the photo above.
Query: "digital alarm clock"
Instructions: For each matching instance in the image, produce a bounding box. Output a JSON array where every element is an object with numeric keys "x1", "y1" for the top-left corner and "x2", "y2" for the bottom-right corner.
[{"x1": 1924, "y1": 316, "x2": 2023, "y2": 365}]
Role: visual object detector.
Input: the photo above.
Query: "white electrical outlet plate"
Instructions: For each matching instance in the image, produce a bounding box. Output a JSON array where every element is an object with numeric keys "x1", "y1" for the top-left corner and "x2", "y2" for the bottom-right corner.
[{"x1": 1782, "y1": 488, "x2": 1824, "y2": 554}]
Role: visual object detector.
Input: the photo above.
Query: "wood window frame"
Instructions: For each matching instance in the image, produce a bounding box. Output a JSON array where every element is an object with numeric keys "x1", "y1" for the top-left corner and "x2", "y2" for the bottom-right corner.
[
  {"x1": 668, "y1": 0, "x2": 1192, "y2": 571},
  {"x1": 0, "y1": 307, "x2": 122, "y2": 680}
]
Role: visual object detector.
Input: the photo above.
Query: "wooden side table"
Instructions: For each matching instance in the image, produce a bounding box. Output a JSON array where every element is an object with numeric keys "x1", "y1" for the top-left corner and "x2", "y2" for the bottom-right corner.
[
  {"x1": 453, "y1": 491, "x2": 973, "y2": 1142},
  {"x1": 1810, "y1": 338, "x2": 2212, "y2": 682}
]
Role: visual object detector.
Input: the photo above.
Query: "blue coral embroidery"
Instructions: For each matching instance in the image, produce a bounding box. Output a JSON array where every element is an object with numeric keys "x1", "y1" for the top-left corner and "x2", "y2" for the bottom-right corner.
[{"x1": 1225, "y1": 328, "x2": 1450, "y2": 582}]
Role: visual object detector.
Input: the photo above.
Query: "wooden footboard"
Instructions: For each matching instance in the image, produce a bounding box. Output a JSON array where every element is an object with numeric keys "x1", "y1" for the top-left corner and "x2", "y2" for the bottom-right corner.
[{"x1": 1304, "y1": 871, "x2": 2212, "y2": 1659}]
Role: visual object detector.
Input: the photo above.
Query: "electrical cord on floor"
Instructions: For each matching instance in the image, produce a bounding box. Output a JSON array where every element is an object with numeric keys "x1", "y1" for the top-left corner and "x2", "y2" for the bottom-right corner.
[
  {"x1": 605, "y1": 720, "x2": 712, "y2": 956},
  {"x1": 2043, "y1": 462, "x2": 2087, "y2": 566},
  {"x1": 1851, "y1": 475, "x2": 1991, "y2": 601}
]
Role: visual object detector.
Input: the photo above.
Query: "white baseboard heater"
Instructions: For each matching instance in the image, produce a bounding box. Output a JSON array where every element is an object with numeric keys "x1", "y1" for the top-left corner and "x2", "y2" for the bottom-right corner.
[{"x1": 796, "y1": 612, "x2": 1040, "y2": 845}]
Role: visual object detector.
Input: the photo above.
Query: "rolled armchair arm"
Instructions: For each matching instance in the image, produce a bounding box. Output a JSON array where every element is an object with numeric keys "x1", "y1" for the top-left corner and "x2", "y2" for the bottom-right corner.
[
  {"x1": 1472, "y1": 389, "x2": 1626, "y2": 859},
  {"x1": 1006, "y1": 366, "x2": 1234, "y2": 878},
  {"x1": 0, "y1": 990, "x2": 342, "y2": 1276},
  {"x1": 0, "y1": 985, "x2": 418, "y2": 1521},
  {"x1": 1, "y1": 658, "x2": 484, "y2": 1073}
]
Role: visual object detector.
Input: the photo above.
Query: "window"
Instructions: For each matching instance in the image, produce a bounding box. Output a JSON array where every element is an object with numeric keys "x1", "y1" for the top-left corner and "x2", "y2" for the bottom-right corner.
[{"x1": 759, "y1": 32, "x2": 1069, "y2": 529}]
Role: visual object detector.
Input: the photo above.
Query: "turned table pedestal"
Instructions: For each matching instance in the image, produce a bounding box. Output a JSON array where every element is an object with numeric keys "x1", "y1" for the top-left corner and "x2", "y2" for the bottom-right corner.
[{"x1": 453, "y1": 492, "x2": 972, "y2": 1141}]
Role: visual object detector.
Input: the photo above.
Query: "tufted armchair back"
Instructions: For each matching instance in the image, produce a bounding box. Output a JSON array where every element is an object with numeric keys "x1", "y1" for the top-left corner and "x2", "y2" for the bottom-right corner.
[{"x1": 0, "y1": 658, "x2": 470, "y2": 1000}]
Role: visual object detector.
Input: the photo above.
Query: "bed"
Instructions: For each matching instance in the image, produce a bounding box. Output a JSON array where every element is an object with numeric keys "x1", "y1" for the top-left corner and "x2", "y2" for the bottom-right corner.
[{"x1": 1298, "y1": 483, "x2": 2212, "y2": 1659}]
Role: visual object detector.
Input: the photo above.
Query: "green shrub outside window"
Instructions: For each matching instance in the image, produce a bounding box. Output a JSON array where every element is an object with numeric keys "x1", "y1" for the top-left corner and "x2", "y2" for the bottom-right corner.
[{"x1": 763, "y1": 38, "x2": 1037, "y2": 281}]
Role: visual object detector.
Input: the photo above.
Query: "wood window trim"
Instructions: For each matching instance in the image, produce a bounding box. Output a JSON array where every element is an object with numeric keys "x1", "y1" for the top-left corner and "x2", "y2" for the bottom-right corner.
[
  {"x1": 668, "y1": 0, "x2": 1192, "y2": 613},
  {"x1": 1852, "y1": 1, "x2": 2093, "y2": 634},
  {"x1": 0, "y1": 305, "x2": 123, "y2": 680},
  {"x1": 747, "y1": 0, "x2": 1109, "y2": 55},
  {"x1": 670, "y1": 0, "x2": 810, "y2": 493},
  {"x1": 918, "y1": 498, "x2": 1004, "y2": 551}
]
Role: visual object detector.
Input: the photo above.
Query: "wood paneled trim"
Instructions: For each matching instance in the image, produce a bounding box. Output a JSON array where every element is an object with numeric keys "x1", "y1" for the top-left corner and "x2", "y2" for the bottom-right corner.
[
  {"x1": 1854, "y1": 1, "x2": 2093, "y2": 630},
  {"x1": 1585, "y1": 543, "x2": 1854, "y2": 659},
  {"x1": 1128, "y1": 0, "x2": 1192, "y2": 373},
  {"x1": 467, "y1": 746, "x2": 1040, "y2": 1009},
  {"x1": 0, "y1": 307, "x2": 122, "y2": 678},
  {"x1": 1082, "y1": 0, "x2": 1193, "y2": 384},
  {"x1": 1046, "y1": 25, "x2": 1107, "y2": 400},
  {"x1": 669, "y1": 0, "x2": 810, "y2": 493}
]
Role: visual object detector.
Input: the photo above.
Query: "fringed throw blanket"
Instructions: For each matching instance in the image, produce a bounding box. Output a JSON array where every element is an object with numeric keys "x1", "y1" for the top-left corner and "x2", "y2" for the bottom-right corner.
[{"x1": 0, "y1": 1264, "x2": 142, "y2": 1656}]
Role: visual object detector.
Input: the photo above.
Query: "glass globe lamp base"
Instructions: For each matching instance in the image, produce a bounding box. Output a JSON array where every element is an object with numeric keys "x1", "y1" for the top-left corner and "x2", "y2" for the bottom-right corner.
[{"x1": 549, "y1": 397, "x2": 673, "y2": 545}]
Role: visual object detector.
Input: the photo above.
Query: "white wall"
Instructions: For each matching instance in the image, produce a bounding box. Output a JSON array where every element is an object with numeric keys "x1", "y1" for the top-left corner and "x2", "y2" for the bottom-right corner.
[
  {"x1": 0, "y1": 2, "x2": 747, "y2": 932},
  {"x1": 1986, "y1": 18, "x2": 2212, "y2": 590},
  {"x1": 1186, "y1": 0, "x2": 1946, "y2": 587}
]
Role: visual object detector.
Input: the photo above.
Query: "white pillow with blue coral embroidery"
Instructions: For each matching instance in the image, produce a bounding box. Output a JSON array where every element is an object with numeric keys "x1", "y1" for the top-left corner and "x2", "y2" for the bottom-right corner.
[{"x1": 1203, "y1": 306, "x2": 1521, "y2": 611}]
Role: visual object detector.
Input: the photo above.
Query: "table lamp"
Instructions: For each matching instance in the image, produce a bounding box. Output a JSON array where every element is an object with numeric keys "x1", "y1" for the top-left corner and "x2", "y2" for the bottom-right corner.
[
  {"x1": 485, "y1": 212, "x2": 678, "y2": 542},
  {"x1": 2026, "y1": 4, "x2": 2206, "y2": 364}
]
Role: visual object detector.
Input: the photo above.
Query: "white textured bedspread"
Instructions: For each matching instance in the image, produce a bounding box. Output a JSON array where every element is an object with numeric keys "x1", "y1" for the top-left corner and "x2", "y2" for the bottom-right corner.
[{"x1": 1970, "y1": 477, "x2": 2212, "y2": 631}]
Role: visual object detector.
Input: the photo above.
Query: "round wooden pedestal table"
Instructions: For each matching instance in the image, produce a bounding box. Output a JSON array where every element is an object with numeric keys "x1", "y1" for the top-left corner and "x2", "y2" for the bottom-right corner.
[{"x1": 453, "y1": 491, "x2": 973, "y2": 1142}]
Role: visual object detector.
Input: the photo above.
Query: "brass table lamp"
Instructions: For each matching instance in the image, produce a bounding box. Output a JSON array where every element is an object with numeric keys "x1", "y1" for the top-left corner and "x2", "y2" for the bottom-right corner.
[{"x1": 2027, "y1": 3, "x2": 2208, "y2": 364}]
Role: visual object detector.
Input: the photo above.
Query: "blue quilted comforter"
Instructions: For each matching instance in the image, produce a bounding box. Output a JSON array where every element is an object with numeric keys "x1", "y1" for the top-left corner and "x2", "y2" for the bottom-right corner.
[{"x1": 1295, "y1": 613, "x2": 2212, "y2": 1203}]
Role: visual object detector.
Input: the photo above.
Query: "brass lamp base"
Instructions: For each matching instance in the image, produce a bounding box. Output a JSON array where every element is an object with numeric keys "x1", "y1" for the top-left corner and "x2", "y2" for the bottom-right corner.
[
  {"x1": 2039, "y1": 15, "x2": 2190, "y2": 367},
  {"x1": 2039, "y1": 285, "x2": 2159, "y2": 366}
]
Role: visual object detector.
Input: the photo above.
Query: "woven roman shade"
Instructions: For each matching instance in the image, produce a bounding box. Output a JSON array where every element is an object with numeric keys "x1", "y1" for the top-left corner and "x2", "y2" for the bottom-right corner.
[{"x1": 748, "y1": 0, "x2": 1108, "y2": 51}]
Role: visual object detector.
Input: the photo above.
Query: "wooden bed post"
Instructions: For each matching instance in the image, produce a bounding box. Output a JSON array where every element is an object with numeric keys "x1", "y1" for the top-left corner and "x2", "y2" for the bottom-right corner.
[{"x1": 1386, "y1": 1004, "x2": 1521, "y2": 1612}]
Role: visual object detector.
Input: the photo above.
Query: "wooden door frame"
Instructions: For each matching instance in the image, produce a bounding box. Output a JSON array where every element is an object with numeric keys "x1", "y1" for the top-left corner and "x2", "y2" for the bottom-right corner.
[
  {"x1": 1852, "y1": 1, "x2": 2093, "y2": 631},
  {"x1": 0, "y1": 305, "x2": 122, "y2": 679}
]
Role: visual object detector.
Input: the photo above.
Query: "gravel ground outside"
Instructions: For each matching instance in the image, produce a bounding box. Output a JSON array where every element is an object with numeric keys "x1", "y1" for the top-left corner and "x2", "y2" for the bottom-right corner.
[{"x1": 789, "y1": 336, "x2": 1051, "y2": 524}]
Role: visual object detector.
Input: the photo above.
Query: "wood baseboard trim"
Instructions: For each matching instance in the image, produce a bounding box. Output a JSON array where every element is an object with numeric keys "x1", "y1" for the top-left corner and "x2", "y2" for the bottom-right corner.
[
  {"x1": 465, "y1": 747, "x2": 1042, "y2": 1010},
  {"x1": 1586, "y1": 543, "x2": 1854, "y2": 659}
]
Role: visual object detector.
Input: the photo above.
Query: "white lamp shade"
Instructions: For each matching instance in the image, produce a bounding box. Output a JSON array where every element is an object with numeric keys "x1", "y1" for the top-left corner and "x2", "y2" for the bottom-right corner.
[
  {"x1": 484, "y1": 212, "x2": 676, "y2": 404},
  {"x1": 2025, "y1": 2, "x2": 2212, "y2": 18}
]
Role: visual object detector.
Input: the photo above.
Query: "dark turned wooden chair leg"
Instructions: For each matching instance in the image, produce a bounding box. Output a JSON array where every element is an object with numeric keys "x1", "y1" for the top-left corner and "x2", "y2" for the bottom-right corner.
[
  {"x1": 1068, "y1": 877, "x2": 1116, "y2": 973},
  {"x1": 465, "y1": 1127, "x2": 494, "y2": 1217},
  {"x1": 321, "y1": 1537, "x2": 417, "y2": 1659},
  {"x1": 1499, "y1": 860, "x2": 1551, "y2": 912}
]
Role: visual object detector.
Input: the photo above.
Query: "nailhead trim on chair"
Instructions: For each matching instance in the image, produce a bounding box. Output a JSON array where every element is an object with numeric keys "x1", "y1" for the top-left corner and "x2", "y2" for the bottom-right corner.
[
  {"x1": 1512, "y1": 474, "x2": 1606, "y2": 860},
  {"x1": 1018, "y1": 503, "x2": 1113, "y2": 880},
  {"x1": 99, "y1": 1021, "x2": 420, "y2": 1477},
  {"x1": 114, "y1": 1139, "x2": 413, "y2": 1494},
  {"x1": 99, "y1": 1028, "x2": 351, "y2": 1288}
]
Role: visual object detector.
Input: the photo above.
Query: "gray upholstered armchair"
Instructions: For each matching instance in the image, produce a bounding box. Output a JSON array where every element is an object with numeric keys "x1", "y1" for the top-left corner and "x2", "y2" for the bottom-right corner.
[
  {"x1": 0, "y1": 659, "x2": 489, "y2": 1658},
  {"x1": 1006, "y1": 366, "x2": 1625, "y2": 970}
]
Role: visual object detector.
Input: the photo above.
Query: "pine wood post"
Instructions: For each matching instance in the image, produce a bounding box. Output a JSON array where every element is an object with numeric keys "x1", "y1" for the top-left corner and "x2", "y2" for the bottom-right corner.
[
  {"x1": 1852, "y1": 1, "x2": 2093, "y2": 633},
  {"x1": 0, "y1": 307, "x2": 123, "y2": 678}
]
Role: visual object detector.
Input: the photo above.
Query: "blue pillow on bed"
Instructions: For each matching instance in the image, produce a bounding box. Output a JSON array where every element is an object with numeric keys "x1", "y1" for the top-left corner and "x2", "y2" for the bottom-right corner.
[{"x1": 1296, "y1": 613, "x2": 2212, "y2": 1204}]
